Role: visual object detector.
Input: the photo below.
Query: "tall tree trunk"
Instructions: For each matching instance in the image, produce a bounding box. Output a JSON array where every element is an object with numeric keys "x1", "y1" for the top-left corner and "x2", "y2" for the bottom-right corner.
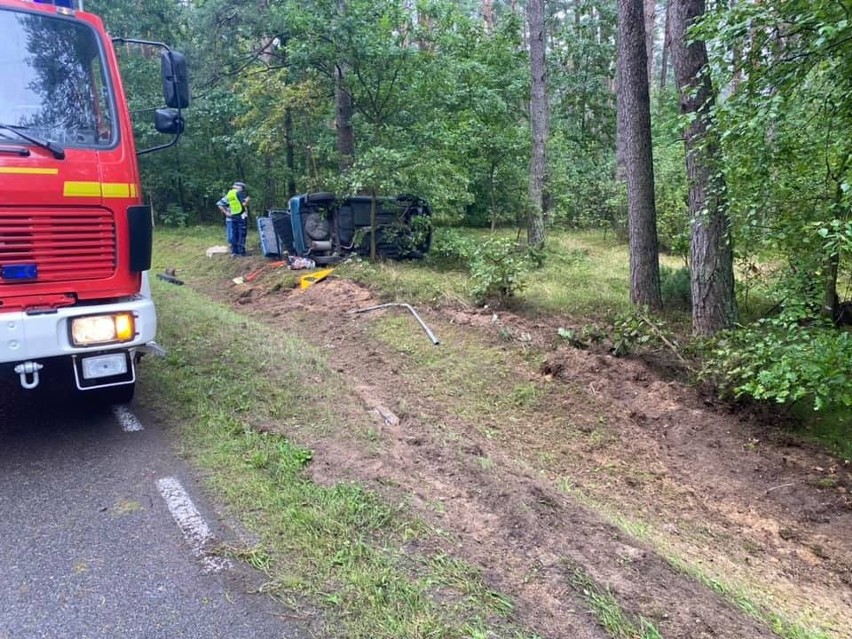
[
  {"x1": 334, "y1": 62, "x2": 355, "y2": 172},
  {"x1": 284, "y1": 106, "x2": 296, "y2": 198},
  {"x1": 659, "y1": 0, "x2": 671, "y2": 99},
  {"x1": 823, "y1": 154, "x2": 851, "y2": 320},
  {"x1": 670, "y1": 0, "x2": 736, "y2": 335},
  {"x1": 644, "y1": 0, "x2": 656, "y2": 89},
  {"x1": 482, "y1": 0, "x2": 494, "y2": 35},
  {"x1": 615, "y1": 61, "x2": 626, "y2": 184},
  {"x1": 618, "y1": 0, "x2": 662, "y2": 309},
  {"x1": 334, "y1": 0, "x2": 354, "y2": 172},
  {"x1": 527, "y1": 0, "x2": 548, "y2": 249}
]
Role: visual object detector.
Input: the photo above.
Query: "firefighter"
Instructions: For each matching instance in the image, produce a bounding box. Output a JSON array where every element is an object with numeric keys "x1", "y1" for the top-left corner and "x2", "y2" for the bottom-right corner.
[{"x1": 223, "y1": 181, "x2": 250, "y2": 256}]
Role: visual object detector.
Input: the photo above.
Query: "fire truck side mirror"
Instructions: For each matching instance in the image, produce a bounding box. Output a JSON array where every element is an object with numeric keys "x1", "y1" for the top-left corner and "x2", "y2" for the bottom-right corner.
[
  {"x1": 154, "y1": 108, "x2": 185, "y2": 135},
  {"x1": 161, "y1": 50, "x2": 190, "y2": 110}
]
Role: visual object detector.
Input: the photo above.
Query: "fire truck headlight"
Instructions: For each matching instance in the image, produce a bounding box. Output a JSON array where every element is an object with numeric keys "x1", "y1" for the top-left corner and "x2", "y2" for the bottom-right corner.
[{"x1": 71, "y1": 313, "x2": 136, "y2": 346}]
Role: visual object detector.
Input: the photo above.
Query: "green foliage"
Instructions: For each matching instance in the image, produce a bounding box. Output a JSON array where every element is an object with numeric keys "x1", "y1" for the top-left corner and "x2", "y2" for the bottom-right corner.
[
  {"x1": 652, "y1": 90, "x2": 689, "y2": 259},
  {"x1": 700, "y1": 0, "x2": 852, "y2": 307},
  {"x1": 557, "y1": 324, "x2": 606, "y2": 349},
  {"x1": 612, "y1": 308, "x2": 681, "y2": 359},
  {"x1": 95, "y1": 0, "x2": 627, "y2": 236},
  {"x1": 468, "y1": 237, "x2": 530, "y2": 304},
  {"x1": 706, "y1": 316, "x2": 852, "y2": 411},
  {"x1": 427, "y1": 229, "x2": 529, "y2": 304},
  {"x1": 158, "y1": 203, "x2": 190, "y2": 228},
  {"x1": 660, "y1": 266, "x2": 692, "y2": 311},
  {"x1": 427, "y1": 228, "x2": 472, "y2": 267}
]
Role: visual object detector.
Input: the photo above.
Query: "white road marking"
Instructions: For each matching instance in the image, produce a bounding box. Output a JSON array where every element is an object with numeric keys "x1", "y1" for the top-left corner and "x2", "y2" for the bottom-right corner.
[
  {"x1": 156, "y1": 476, "x2": 231, "y2": 573},
  {"x1": 112, "y1": 405, "x2": 144, "y2": 432}
]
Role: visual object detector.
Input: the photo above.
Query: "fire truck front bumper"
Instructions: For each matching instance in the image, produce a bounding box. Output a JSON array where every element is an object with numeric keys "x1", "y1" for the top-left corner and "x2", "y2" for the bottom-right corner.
[{"x1": 0, "y1": 295, "x2": 157, "y2": 390}]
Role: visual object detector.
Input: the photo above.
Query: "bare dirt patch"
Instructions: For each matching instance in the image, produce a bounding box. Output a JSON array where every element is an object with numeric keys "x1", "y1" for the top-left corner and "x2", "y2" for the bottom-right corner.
[{"x1": 192, "y1": 261, "x2": 851, "y2": 639}]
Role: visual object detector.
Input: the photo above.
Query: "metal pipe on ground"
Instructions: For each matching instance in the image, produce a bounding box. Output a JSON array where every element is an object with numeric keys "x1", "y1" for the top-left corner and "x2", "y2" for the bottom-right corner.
[{"x1": 349, "y1": 303, "x2": 440, "y2": 345}]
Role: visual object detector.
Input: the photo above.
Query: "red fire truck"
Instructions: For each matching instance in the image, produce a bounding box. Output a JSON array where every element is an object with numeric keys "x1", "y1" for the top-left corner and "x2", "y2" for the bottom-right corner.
[{"x1": 0, "y1": 0, "x2": 188, "y2": 403}]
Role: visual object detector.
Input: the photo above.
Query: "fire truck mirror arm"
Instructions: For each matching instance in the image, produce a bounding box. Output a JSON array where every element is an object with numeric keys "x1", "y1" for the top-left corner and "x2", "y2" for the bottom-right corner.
[{"x1": 111, "y1": 37, "x2": 190, "y2": 155}]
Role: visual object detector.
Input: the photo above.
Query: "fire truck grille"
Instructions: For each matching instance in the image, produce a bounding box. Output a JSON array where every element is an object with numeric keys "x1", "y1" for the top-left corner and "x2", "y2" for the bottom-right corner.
[{"x1": 0, "y1": 208, "x2": 116, "y2": 281}]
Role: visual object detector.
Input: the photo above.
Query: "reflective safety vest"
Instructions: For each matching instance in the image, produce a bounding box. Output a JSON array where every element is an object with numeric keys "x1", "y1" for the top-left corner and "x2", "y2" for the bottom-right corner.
[{"x1": 226, "y1": 188, "x2": 244, "y2": 215}]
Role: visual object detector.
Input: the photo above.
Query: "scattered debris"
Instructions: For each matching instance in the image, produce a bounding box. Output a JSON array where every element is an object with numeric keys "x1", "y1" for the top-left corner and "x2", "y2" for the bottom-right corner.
[
  {"x1": 157, "y1": 269, "x2": 184, "y2": 285},
  {"x1": 233, "y1": 261, "x2": 286, "y2": 285},
  {"x1": 288, "y1": 256, "x2": 316, "y2": 270},
  {"x1": 248, "y1": 261, "x2": 285, "y2": 282},
  {"x1": 205, "y1": 245, "x2": 229, "y2": 258},
  {"x1": 299, "y1": 268, "x2": 335, "y2": 290},
  {"x1": 350, "y1": 302, "x2": 440, "y2": 345}
]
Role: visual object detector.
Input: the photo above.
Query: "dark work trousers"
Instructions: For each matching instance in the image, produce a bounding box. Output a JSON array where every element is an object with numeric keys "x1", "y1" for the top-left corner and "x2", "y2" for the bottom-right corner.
[{"x1": 228, "y1": 215, "x2": 248, "y2": 255}]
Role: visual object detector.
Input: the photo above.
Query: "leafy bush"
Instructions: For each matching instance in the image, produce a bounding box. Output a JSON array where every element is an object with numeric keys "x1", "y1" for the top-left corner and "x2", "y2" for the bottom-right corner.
[
  {"x1": 660, "y1": 266, "x2": 692, "y2": 310},
  {"x1": 706, "y1": 314, "x2": 852, "y2": 411},
  {"x1": 427, "y1": 229, "x2": 530, "y2": 304},
  {"x1": 612, "y1": 307, "x2": 681, "y2": 358},
  {"x1": 468, "y1": 237, "x2": 530, "y2": 304},
  {"x1": 428, "y1": 228, "x2": 474, "y2": 268},
  {"x1": 158, "y1": 203, "x2": 190, "y2": 228}
]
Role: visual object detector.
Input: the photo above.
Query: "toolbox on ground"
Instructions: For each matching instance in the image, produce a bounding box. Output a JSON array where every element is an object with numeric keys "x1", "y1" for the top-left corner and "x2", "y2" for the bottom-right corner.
[{"x1": 257, "y1": 215, "x2": 282, "y2": 258}]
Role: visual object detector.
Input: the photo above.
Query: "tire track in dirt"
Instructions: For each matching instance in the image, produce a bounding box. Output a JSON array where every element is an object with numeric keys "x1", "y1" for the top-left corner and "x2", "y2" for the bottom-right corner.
[{"x1": 220, "y1": 277, "x2": 787, "y2": 639}]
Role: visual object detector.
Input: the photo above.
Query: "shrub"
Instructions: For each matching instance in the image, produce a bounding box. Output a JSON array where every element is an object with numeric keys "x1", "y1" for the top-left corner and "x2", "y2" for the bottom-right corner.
[
  {"x1": 468, "y1": 237, "x2": 530, "y2": 304},
  {"x1": 660, "y1": 265, "x2": 691, "y2": 310},
  {"x1": 427, "y1": 229, "x2": 530, "y2": 304},
  {"x1": 158, "y1": 203, "x2": 190, "y2": 228},
  {"x1": 706, "y1": 313, "x2": 852, "y2": 411}
]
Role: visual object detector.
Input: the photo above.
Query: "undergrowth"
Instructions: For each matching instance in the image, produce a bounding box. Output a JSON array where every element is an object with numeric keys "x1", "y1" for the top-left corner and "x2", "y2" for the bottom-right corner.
[{"x1": 141, "y1": 272, "x2": 533, "y2": 639}]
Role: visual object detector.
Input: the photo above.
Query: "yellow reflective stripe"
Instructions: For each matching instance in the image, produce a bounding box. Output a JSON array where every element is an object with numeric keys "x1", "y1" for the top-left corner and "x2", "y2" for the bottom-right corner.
[
  {"x1": 62, "y1": 181, "x2": 137, "y2": 198},
  {"x1": 102, "y1": 182, "x2": 130, "y2": 198},
  {"x1": 0, "y1": 167, "x2": 59, "y2": 175},
  {"x1": 64, "y1": 181, "x2": 102, "y2": 197}
]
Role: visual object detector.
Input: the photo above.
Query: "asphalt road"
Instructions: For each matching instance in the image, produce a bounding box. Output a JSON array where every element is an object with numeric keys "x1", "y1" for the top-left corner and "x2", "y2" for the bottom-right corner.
[{"x1": 0, "y1": 380, "x2": 307, "y2": 639}]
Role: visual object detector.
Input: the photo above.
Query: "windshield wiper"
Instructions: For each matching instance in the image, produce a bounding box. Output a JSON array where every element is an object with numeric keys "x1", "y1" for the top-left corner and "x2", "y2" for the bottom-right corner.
[
  {"x1": 0, "y1": 145, "x2": 31, "y2": 157},
  {"x1": 0, "y1": 123, "x2": 65, "y2": 160}
]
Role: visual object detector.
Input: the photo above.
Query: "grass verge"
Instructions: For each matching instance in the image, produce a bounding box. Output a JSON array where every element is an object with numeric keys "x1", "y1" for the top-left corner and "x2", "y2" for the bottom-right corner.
[
  {"x1": 566, "y1": 564, "x2": 663, "y2": 639},
  {"x1": 140, "y1": 272, "x2": 535, "y2": 639},
  {"x1": 149, "y1": 225, "x2": 847, "y2": 639},
  {"x1": 360, "y1": 304, "x2": 838, "y2": 639},
  {"x1": 559, "y1": 485, "x2": 838, "y2": 639}
]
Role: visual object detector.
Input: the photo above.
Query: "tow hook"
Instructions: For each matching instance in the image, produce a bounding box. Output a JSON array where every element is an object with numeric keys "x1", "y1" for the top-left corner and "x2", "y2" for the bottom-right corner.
[{"x1": 14, "y1": 361, "x2": 43, "y2": 390}]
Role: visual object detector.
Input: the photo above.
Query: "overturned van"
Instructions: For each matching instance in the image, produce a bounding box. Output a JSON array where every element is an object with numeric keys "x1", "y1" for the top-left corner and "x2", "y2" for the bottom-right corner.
[{"x1": 270, "y1": 192, "x2": 432, "y2": 265}]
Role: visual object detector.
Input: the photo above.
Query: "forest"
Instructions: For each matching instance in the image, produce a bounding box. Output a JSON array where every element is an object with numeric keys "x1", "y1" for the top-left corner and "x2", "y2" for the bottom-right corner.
[
  {"x1": 61, "y1": 2, "x2": 852, "y2": 636},
  {"x1": 90, "y1": 0, "x2": 852, "y2": 415}
]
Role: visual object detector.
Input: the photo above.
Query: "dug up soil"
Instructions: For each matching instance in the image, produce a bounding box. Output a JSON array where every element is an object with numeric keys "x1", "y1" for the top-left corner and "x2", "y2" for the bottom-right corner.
[{"x1": 198, "y1": 257, "x2": 851, "y2": 639}]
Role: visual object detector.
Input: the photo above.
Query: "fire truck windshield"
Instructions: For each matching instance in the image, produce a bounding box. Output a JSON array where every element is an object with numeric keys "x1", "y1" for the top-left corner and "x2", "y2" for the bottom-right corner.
[{"x1": 0, "y1": 8, "x2": 117, "y2": 149}]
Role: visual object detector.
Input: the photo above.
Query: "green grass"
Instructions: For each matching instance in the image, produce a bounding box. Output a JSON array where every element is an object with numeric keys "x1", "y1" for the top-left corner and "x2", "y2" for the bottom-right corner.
[
  {"x1": 140, "y1": 253, "x2": 536, "y2": 638},
  {"x1": 791, "y1": 406, "x2": 852, "y2": 460},
  {"x1": 567, "y1": 565, "x2": 663, "y2": 639},
  {"x1": 336, "y1": 227, "x2": 684, "y2": 319},
  {"x1": 365, "y1": 314, "x2": 560, "y2": 436},
  {"x1": 149, "y1": 224, "x2": 847, "y2": 639},
  {"x1": 557, "y1": 483, "x2": 838, "y2": 639}
]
